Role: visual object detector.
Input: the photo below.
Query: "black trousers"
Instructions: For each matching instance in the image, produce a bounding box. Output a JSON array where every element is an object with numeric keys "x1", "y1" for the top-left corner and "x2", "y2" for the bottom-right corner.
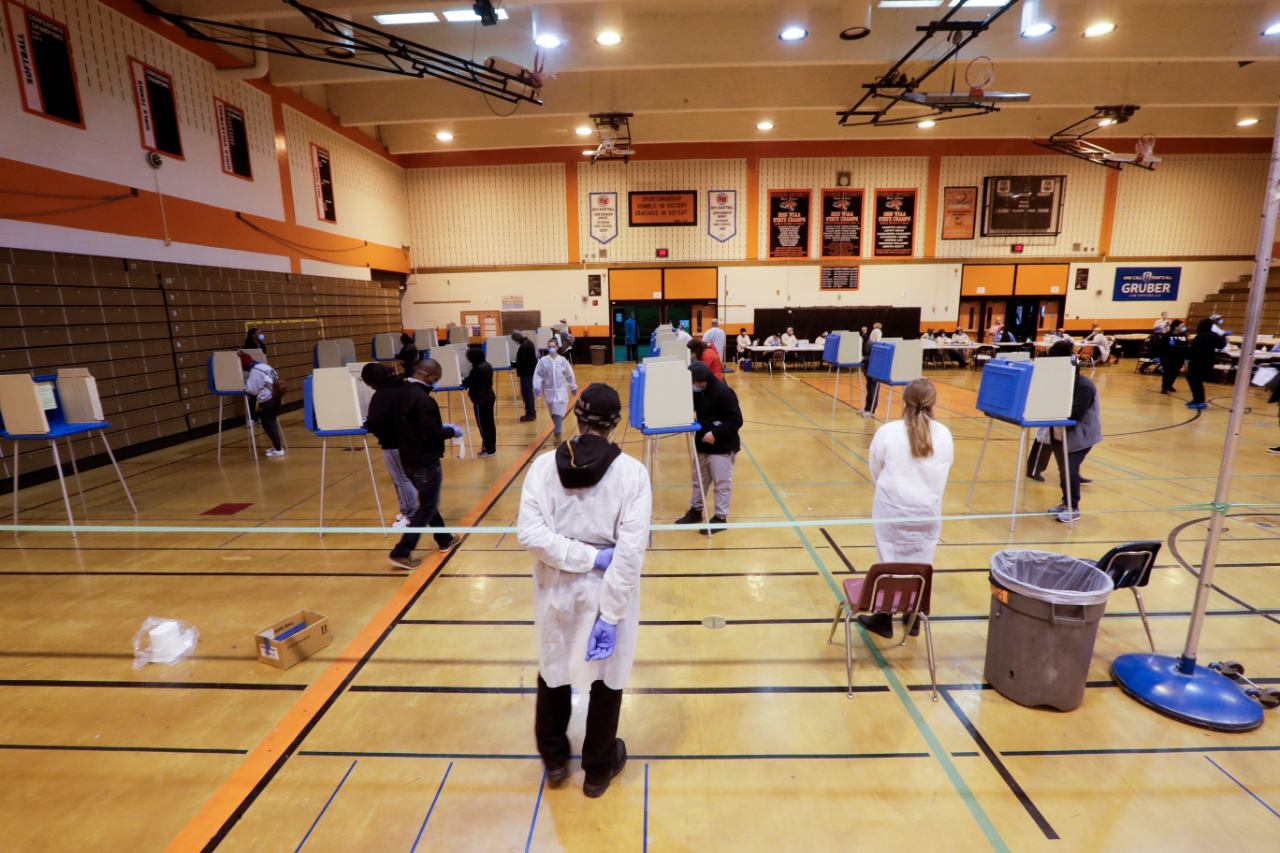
[
  {"x1": 1187, "y1": 363, "x2": 1209, "y2": 404},
  {"x1": 1054, "y1": 442, "x2": 1092, "y2": 508},
  {"x1": 390, "y1": 460, "x2": 451, "y2": 557},
  {"x1": 864, "y1": 377, "x2": 880, "y2": 413},
  {"x1": 258, "y1": 397, "x2": 282, "y2": 450},
  {"x1": 472, "y1": 395, "x2": 496, "y2": 454},
  {"x1": 625, "y1": 343, "x2": 638, "y2": 361},
  {"x1": 535, "y1": 674, "x2": 623, "y2": 781},
  {"x1": 519, "y1": 374, "x2": 536, "y2": 417},
  {"x1": 1027, "y1": 439, "x2": 1056, "y2": 477},
  {"x1": 1161, "y1": 357, "x2": 1184, "y2": 392}
]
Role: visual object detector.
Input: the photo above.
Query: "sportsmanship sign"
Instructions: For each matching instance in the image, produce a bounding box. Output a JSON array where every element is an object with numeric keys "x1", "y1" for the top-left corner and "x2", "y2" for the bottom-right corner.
[
  {"x1": 768, "y1": 189, "x2": 811, "y2": 259},
  {"x1": 1113, "y1": 267, "x2": 1181, "y2": 301}
]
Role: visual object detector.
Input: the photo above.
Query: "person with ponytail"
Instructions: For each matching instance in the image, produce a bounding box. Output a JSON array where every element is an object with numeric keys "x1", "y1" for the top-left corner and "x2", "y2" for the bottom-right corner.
[{"x1": 860, "y1": 378, "x2": 954, "y2": 639}]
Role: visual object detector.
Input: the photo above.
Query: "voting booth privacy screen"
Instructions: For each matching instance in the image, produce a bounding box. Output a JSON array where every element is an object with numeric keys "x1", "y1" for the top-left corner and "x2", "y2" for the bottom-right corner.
[
  {"x1": 867, "y1": 339, "x2": 923, "y2": 384},
  {"x1": 753, "y1": 307, "x2": 920, "y2": 342},
  {"x1": 977, "y1": 357, "x2": 1075, "y2": 423}
]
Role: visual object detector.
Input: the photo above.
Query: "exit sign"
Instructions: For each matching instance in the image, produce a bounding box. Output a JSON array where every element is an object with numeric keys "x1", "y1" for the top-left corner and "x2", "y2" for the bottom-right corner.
[{"x1": 655, "y1": 248, "x2": 669, "y2": 258}]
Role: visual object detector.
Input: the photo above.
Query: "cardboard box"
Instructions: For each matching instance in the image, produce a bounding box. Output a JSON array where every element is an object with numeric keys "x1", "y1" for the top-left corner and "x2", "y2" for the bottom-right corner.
[{"x1": 255, "y1": 610, "x2": 332, "y2": 670}]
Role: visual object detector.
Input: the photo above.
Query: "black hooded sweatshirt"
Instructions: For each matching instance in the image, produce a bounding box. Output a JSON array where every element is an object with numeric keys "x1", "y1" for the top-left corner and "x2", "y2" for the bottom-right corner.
[
  {"x1": 555, "y1": 434, "x2": 622, "y2": 488},
  {"x1": 693, "y1": 374, "x2": 743, "y2": 455}
]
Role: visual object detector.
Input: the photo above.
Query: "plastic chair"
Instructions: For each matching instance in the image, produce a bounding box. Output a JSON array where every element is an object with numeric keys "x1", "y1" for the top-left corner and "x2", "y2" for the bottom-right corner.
[
  {"x1": 768, "y1": 349, "x2": 785, "y2": 375},
  {"x1": 1094, "y1": 540, "x2": 1161, "y2": 653},
  {"x1": 825, "y1": 563, "x2": 937, "y2": 701}
]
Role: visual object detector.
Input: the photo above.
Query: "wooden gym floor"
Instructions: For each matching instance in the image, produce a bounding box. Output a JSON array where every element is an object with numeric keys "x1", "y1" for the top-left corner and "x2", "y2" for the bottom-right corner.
[{"x1": 1, "y1": 361, "x2": 1278, "y2": 851}]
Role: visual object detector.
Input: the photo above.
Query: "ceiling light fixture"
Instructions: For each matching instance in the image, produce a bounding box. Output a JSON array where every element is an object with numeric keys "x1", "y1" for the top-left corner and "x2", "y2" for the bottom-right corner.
[
  {"x1": 1097, "y1": 117, "x2": 1115, "y2": 127},
  {"x1": 756, "y1": 120, "x2": 775, "y2": 131},
  {"x1": 373, "y1": 11, "x2": 439, "y2": 25},
  {"x1": 1083, "y1": 21, "x2": 1115, "y2": 38},
  {"x1": 917, "y1": 119, "x2": 936, "y2": 129},
  {"x1": 1020, "y1": 21, "x2": 1054, "y2": 38},
  {"x1": 779, "y1": 25, "x2": 808, "y2": 42},
  {"x1": 1019, "y1": 0, "x2": 1054, "y2": 39},
  {"x1": 534, "y1": 33, "x2": 563, "y2": 48},
  {"x1": 575, "y1": 125, "x2": 593, "y2": 136},
  {"x1": 1236, "y1": 117, "x2": 1259, "y2": 127},
  {"x1": 595, "y1": 30, "x2": 622, "y2": 46},
  {"x1": 582, "y1": 149, "x2": 596, "y2": 156},
  {"x1": 1264, "y1": 21, "x2": 1280, "y2": 36},
  {"x1": 436, "y1": 130, "x2": 454, "y2": 141},
  {"x1": 441, "y1": 8, "x2": 509, "y2": 23}
]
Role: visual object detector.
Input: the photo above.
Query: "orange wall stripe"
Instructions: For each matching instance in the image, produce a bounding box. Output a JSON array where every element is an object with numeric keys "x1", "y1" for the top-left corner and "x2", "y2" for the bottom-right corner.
[
  {"x1": 746, "y1": 151, "x2": 760, "y2": 259},
  {"x1": 1098, "y1": 168, "x2": 1120, "y2": 258},
  {"x1": 564, "y1": 160, "x2": 580, "y2": 263},
  {"x1": 0, "y1": 157, "x2": 409, "y2": 273},
  {"x1": 923, "y1": 153, "x2": 941, "y2": 258}
]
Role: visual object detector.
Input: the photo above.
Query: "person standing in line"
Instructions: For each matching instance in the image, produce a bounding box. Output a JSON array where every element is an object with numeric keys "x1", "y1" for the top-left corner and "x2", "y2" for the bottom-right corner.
[
  {"x1": 863, "y1": 322, "x2": 884, "y2": 416},
  {"x1": 674, "y1": 361, "x2": 742, "y2": 534},
  {"x1": 1186, "y1": 317, "x2": 1227, "y2": 409},
  {"x1": 1161, "y1": 322, "x2": 1189, "y2": 394},
  {"x1": 513, "y1": 331, "x2": 538, "y2": 423},
  {"x1": 553, "y1": 322, "x2": 575, "y2": 362},
  {"x1": 362, "y1": 363, "x2": 417, "y2": 527},
  {"x1": 860, "y1": 378, "x2": 954, "y2": 639},
  {"x1": 688, "y1": 339, "x2": 723, "y2": 380},
  {"x1": 382, "y1": 358, "x2": 463, "y2": 570},
  {"x1": 463, "y1": 347, "x2": 498, "y2": 458},
  {"x1": 397, "y1": 332, "x2": 419, "y2": 378},
  {"x1": 702, "y1": 319, "x2": 727, "y2": 361},
  {"x1": 518, "y1": 384, "x2": 651, "y2": 798},
  {"x1": 243, "y1": 326, "x2": 267, "y2": 354},
  {"x1": 624, "y1": 313, "x2": 639, "y2": 362},
  {"x1": 1045, "y1": 340, "x2": 1101, "y2": 523},
  {"x1": 241, "y1": 351, "x2": 285, "y2": 458},
  {"x1": 534, "y1": 339, "x2": 578, "y2": 444}
]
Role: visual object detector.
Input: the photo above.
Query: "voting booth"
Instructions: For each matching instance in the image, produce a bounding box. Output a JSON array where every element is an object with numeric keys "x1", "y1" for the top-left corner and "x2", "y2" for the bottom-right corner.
[
  {"x1": 447, "y1": 325, "x2": 468, "y2": 345},
  {"x1": 533, "y1": 327, "x2": 553, "y2": 351},
  {"x1": 0, "y1": 370, "x2": 136, "y2": 538},
  {"x1": 371, "y1": 333, "x2": 400, "y2": 363},
  {"x1": 303, "y1": 369, "x2": 387, "y2": 537},
  {"x1": 822, "y1": 331, "x2": 865, "y2": 415},
  {"x1": 968, "y1": 356, "x2": 1078, "y2": 530},
  {"x1": 207, "y1": 351, "x2": 260, "y2": 461},
  {"x1": 866, "y1": 339, "x2": 923, "y2": 419},
  {"x1": 425, "y1": 347, "x2": 473, "y2": 461},
  {"x1": 629, "y1": 361, "x2": 708, "y2": 533},
  {"x1": 347, "y1": 363, "x2": 376, "y2": 419},
  {"x1": 415, "y1": 328, "x2": 439, "y2": 349},
  {"x1": 484, "y1": 335, "x2": 518, "y2": 402},
  {"x1": 314, "y1": 339, "x2": 358, "y2": 368}
]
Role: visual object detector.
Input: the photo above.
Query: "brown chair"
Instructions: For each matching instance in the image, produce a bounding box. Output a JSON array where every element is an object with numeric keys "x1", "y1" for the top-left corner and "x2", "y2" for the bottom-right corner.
[
  {"x1": 826, "y1": 563, "x2": 937, "y2": 701},
  {"x1": 768, "y1": 348, "x2": 786, "y2": 375}
]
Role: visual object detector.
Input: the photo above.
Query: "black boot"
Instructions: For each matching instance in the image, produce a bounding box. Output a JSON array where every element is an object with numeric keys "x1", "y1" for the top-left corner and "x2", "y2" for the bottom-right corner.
[
  {"x1": 701, "y1": 515, "x2": 727, "y2": 535},
  {"x1": 902, "y1": 612, "x2": 922, "y2": 637},
  {"x1": 583, "y1": 739, "x2": 627, "y2": 798},
  {"x1": 857, "y1": 612, "x2": 894, "y2": 639},
  {"x1": 674, "y1": 508, "x2": 702, "y2": 524}
]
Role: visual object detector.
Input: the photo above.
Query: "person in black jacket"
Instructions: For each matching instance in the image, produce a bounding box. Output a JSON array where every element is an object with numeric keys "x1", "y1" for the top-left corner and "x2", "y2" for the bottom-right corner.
[
  {"x1": 463, "y1": 346, "x2": 497, "y2": 457},
  {"x1": 362, "y1": 363, "x2": 417, "y2": 527},
  {"x1": 244, "y1": 326, "x2": 267, "y2": 353},
  {"x1": 1160, "y1": 321, "x2": 1189, "y2": 394},
  {"x1": 1186, "y1": 317, "x2": 1226, "y2": 409},
  {"x1": 674, "y1": 361, "x2": 743, "y2": 534},
  {"x1": 513, "y1": 331, "x2": 538, "y2": 422},
  {"x1": 369, "y1": 358, "x2": 463, "y2": 570},
  {"x1": 397, "y1": 332, "x2": 418, "y2": 377}
]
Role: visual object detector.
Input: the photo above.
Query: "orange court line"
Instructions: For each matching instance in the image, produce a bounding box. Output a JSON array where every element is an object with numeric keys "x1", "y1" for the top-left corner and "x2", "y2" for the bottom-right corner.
[{"x1": 165, "y1": 420, "x2": 558, "y2": 852}]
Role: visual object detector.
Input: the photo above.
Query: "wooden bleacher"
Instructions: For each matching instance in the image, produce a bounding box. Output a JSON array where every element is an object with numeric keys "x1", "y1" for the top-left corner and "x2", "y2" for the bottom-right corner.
[{"x1": 1188, "y1": 270, "x2": 1280, "y2": 334}]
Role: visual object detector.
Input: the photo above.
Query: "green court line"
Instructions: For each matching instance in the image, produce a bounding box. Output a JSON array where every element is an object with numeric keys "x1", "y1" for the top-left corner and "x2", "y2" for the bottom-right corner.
[
  {"x1": 763, "y1": 382, "x2": 873, "y2": 467},
  {"x1": 739, "y1": 441, "x2": 1011, "y2": 853}
]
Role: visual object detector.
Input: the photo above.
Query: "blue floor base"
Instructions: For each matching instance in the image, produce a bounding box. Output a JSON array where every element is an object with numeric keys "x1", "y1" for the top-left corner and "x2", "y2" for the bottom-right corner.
[{"x1": 1111, "y1": 653, "x2": 1264, "y2": 733}]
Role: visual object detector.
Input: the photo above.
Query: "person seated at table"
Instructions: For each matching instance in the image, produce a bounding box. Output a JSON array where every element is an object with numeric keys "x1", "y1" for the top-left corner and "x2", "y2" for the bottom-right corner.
[
  {"x1": 994, "y1": 324, "x2": 1017, "y2": 344},
  {"x1": 764, "y1": 333, "x2": 782, "y2": 347},
  {"x1": 736, "y1": 329, "x2": 752, "y2": 367},
  {"x1": 1083, "y1": 325, "x2": 1114, "y2": 365},
  {"x1": 781, "y1": 327, "x2": 798, "y2": 347},
  {"x1": 688, "y1": 339, "x2": 723, "y2": 380},
  {"x1": 987, "y1": 321, "x2": 1003, "y2": 341},
  {"x1": 946, "y1": 329, "x2": 971, "y2": 366},
  {"x1": 815, "y1": 331, "x2": 828, "y2": 347}
]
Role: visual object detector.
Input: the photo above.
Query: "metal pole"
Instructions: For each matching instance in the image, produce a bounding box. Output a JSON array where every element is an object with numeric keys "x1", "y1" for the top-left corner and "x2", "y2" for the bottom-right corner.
[{"x1": 1178, "y1": 102, "x2": 1280, "y2": 674}]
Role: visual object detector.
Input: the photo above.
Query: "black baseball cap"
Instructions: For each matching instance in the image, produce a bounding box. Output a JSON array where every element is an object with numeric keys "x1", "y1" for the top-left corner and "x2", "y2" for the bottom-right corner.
[{"x1": 574, "y1": 383, "x2": 622, "y2": 428}]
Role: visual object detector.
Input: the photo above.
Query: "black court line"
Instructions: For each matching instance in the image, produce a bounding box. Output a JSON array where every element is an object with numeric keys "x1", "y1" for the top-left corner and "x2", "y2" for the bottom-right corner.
[
  {"x1": 819, "y1": 528, "x2": 857, "y2": 573},
  {"x1": 297, "y1": 749, "x2": 933, "y2": 761},
  {"x1": 347, "y1": 684, "x2": 888, "y2": 696},
  {"x1": 0, "y1": 679, "x2": 306, "y2": 691},
  {"x1": 1004, "y1": 744, "x2": 1280, "y2": 757},
  {"x1": 0, "y1": 743, "x2": 247, "y2": 755},
  {"x1": 939, "y1": 689, "x2": 1059, "y2": 841}
]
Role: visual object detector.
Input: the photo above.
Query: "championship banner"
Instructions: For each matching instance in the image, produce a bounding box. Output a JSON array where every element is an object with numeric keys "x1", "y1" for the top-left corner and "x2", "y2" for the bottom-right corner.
[
  {"x1": 707, "y1": 189, "x2": 737, "y2": 242},
  {"x1": 4, "y1": 0, "x2": 82, "y2": 126},
  {"x1": 129, "y1": 57, "x2": 183, "y2": 157},
  {"x1": 768, "y1": 189, "x2": 811, "y2": 259},
  {"x1": 311, "y1": 143, "x2": 336, "y2": 223},
  {"x1": 873, "y1": 189, "x2": 916, "y2": 257},
  {"x1": 214, "y1": 98, "x2": 253, "y2": 180},
  {"x1": 941, "y1": 186, "x2": 977, "y2": 240},
  {"x1": 820, "y1": 188, "x2": 862, "y2": 257},
  {"x1": 588, "y1": 192, "x2": 618, "y2": 244},
  {"x1": 1113, "y1": 267, "x2": 1181, "y2": 302}
]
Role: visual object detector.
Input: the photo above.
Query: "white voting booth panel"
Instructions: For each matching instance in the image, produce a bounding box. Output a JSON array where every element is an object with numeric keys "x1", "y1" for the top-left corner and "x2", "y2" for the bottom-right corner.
[
  {"x1": 241, "y1": 348, "x2": 265, "y2": 363},
  {"x1": 211, "y1": 351, "x2": 246, "y2": 392},
  {"x1": 427, "y1": 348, "x2": 464, "y2": 388},
  {"x1": 312, "y1": 368, "x2": 364, "y2": 431},
  {"x1": 336, "y1": 339, "x2": 357, "y2": 366},
  {"x1": 56, "y1": 368, "x2": 104, "y2": 423},
  {"x1": 372, "y1": 333, "x2": 399, "y2": 361},
  {"x1": 534, "y1": 327, "x2": 553, "y2": 350},
  {"x1": 883, "y1": 338, "x2": 923, "y2": 382},
  {"x1": 0, "y1": 374, "x2": 51, "y2": 435},
  {"x1": 346, "y1": 363, "x2": 376, "y2": 418},
  {"x1": 448, "y1": 326, "x2": 468, "y2": 344},
  {"x1": 486, "y1": 336, "x2": 512, "y2": 369},
  {"x1": 643, "y1": 360, "x2": 696, "y2": 429},
  {"x1": 315, "y1": 341, "x2": 344, "y2": 368},
  {"x1": 1024, "y1": 357, "x2": 1075, "y2": 421},
  {"x1": 452, "y1": 343, "x2": 473, "y2": 379},
  {"x1": 836, "y1": 332, "x2": 863, "y2": 364},
  {"x1": 1004, "y1": 351, "x2": 1031, "y2": 362},
  {"x1": 415, "y1": 328, "x2": 439, "y2": 349}
]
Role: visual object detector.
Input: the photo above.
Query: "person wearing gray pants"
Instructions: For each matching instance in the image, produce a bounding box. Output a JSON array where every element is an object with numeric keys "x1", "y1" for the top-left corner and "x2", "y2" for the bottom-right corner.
[{"x1": 674, "y1": 361, "x2": 743, "y2": 535}]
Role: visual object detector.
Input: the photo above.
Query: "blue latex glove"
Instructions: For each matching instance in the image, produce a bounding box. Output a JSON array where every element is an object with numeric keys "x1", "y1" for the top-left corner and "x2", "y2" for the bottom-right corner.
[
  {"x1": 585, "y1": 617, "x2": 616, "y2": 661},
  {"x1": 593, "y1": 547, "x2": 614, "y2": 571},
  {"x1": 443, "y1": 423, "x2": 463, "y2": 438},
  {"x1": 534, "y1": 386, "x2": 541, "y2": 397}
]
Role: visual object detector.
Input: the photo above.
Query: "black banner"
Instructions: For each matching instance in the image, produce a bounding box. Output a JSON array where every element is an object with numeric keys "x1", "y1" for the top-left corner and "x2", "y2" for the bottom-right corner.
[
  {"x1": 820, "y1": 267, "x2": 859, "y2": 290},
  {"x1": 311, "y1": 144, "x2": 336, "y2": 223},
  {"x1": 5, "y1": 2, "x2": 82, "y2": 126},
  {"x1": 215, "y1": 99, "x2": 252, "y2": 179},
  {"x1": 820, "y1": 189, "x2": 862, "y2": 258},
  {"x1": 982, "y1": 176, "x2": 1064, "y2": 236},
  {"x1": 873, "y1": 189, "x2": 916, "y2": 257},
  {"x1": 130, "y1": 58, "x2": 183, "y2": 157},
  {"x1": 768, "y1": 189, "x2": 810, "y2": 259}
]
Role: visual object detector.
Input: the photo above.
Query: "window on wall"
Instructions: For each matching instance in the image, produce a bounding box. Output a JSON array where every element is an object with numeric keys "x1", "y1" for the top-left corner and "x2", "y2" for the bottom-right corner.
[
  {"x1": 4, "y1": 0, "x2": 84, "y2": 128},
  {"x1": 128, "y1": 57, "x2": 184, "y2": 159},
  {"x1": 214, "y1": 98, "x2": 253, "y2": 180}
]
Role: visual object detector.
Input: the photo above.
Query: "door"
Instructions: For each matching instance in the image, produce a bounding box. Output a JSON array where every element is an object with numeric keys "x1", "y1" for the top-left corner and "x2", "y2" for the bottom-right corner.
[
  {"x1": 958, "y1": 299, "x2": 982, "y2": 337},
  {"x1": 980, "y1": 300, "x2": 1007, "y2": 341},
  {"x1": 665, "y1": 303, "x2": 692, "y2": 335},
  {"x1": 1007, "y1": 298, "x2": 1041, "y2": 342},
  {"x1": 611, "y1": 302, "x2": 661, "y2": 361}
]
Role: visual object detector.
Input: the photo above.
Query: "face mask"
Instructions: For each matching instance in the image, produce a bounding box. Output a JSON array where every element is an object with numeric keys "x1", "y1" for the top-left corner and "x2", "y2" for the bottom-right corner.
[
  {"x1": 548, "y1": 348, "x2": 558, "y2": 356},
  {"x1": 257, "y1": 334, "x2": 265, "y2": 342},
  {"x1": 693, "y1": 383, "x2": 706, "y2": 393}
]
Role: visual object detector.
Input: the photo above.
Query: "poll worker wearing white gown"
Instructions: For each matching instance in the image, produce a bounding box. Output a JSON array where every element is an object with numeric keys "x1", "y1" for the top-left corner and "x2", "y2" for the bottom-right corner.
[
  {"x1": 861, "y1": 379, "x2": 954, "y2": 639},
  {"x1": 518, "y1": 384, "x2": 652, "y2": 798},
  {"x1": 533, "y1": 340, "x2": 577, "y2": 443},
  {"x1": 702, "y1": 319, "x2": 726, "y2": 360}
]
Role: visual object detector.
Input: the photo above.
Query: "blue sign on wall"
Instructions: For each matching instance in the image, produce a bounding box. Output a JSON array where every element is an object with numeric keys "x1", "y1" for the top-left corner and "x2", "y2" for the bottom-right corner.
[{"x1": 1113, "y1": 267, "x2": 1181, "y2": 301}]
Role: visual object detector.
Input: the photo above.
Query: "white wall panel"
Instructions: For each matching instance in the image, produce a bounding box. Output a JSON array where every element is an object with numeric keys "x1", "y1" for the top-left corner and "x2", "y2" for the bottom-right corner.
[
  {"x1": 404, "y1": 268, "x2": 606, "y2": 329},
  {"x1": 1064, "y1": 260, "x2": 1252, "y2": 321}
]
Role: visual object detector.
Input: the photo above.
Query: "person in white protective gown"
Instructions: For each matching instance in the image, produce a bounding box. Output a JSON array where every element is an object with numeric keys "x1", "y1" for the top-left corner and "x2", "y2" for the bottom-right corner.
[
  {"x1": 861, "y1": 378, "x2": 954, "y2": 639},
  {"x1": 533, "y1": 340, "x2": 577, "y2": 444},
  {"x1": 518, "y1": 383, "x2": 652, "y2": 798}
]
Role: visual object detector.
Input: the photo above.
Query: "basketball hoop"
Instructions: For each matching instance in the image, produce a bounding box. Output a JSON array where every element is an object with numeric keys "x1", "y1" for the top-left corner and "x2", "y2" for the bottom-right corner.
[
  {"x1": 1135, "y1": 134, "x2": 1156, "y2": 164},
  {"x1": 965, "y1": 56, "x2": 994, "y2": 97}
]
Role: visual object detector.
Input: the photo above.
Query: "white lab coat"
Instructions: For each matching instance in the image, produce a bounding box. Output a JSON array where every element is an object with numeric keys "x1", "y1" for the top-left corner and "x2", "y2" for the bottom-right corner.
[
  {"x1": 518, "y1": 449, "x2": 653, "y2": 690},
  {"x1": 781, "y1": 333, "x2": 798, "y2": 347},
  {"x1": 674, "y1": 328, "x2": 693, "y2": 344},
  {"x1": 869, "y1": 328, "x2": 883, "y2": 344},
  {"x1": 533, "y1": 354, "x2": 577, "y2": 416},
  {"x1": 703, "y1": 326, "x2": 727, "y2": 359},
  {"x1": 736, "y1": 334, "x2": 752, "y2": 354},
  {"x1": 868, "y1": 419, "x2": 954, "y2": 564}
]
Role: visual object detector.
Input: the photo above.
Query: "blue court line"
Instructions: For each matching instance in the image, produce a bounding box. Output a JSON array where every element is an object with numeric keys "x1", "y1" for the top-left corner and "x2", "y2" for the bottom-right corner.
[
  {"x1": 740, "y1": 441, "x2": 1010, "y2": 853},
  {"x1": 409, "y1": 761, "x2": 453, "y2": 852},
  {"x1": 295, "y1": 759, "x2": 357, "y2": 852},
  {"x1": 1205, "y1": 755, "x2": 1280, "y2": 819},
  {"x1": 524, "y1": 770, "x2": 547, "y2": 853},
  {"x1": 643, "y1": 764, "x2": 650, "y2": 852}
]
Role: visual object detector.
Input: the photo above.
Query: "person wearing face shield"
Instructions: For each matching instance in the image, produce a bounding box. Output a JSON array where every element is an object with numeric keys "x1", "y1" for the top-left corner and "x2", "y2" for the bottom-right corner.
[
  {"x1": 533, "y1": 339, "x2": 578, "y2": 444},
  {"x1": 674, "y1": 361, "x2": 742, "y2": 534},
  {"x1": 518, "y1": 383, "x2": 652, "y2": 798}
]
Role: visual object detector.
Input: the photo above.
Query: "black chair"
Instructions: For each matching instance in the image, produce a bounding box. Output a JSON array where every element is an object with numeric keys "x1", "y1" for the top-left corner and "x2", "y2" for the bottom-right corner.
[{"x1": 1093, "y1": 541, "x2": 1161, "y2": 652}]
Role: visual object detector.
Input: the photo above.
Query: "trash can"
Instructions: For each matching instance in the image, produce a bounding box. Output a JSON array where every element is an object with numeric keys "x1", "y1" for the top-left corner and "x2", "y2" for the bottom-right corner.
[
  {"x1": 590, "y1": 345, "x2": 606, "y2": 366},
  {"x1": 984, "y1": 550, "x2": 1114, "y2": 711}
]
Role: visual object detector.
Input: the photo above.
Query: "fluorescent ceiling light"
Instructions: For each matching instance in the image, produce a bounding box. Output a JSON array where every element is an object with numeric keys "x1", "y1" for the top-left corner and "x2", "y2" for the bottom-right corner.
[
  {"x1": 595, "y1": 30, "x2": 622, "y2": 46},
  {"x1": 917, "y1": 119, "x2": 936, "y2": 129},
  {"x1": 756, "y1": 120, "x2": 774, "y2": 131},
  {"x1": 534, "y1": 33, "x2": 564, "y2": 48},
  {"x1": 582, "y1": 149, "x2": 596, "y2": 156},
  {"x1": 1097, "y1": 117, "x2": 1115, "y2": 127},
  {"x1": 779, "y1": 25, "x2": 808, "y2": 41},
  {"x1": 1083, "y1": 21, "x2": 1115, "y2": 38},
  {"x1": 436, "y1": 130, "x2": 454, "y2": 141},
  {"x1": 1264, "y1": 21, "x2": 1280, "y2": 36},
  {"x1": 948, "y1": 1, "x2": 1006, "y2": 6},
  {"x1": 879, "y1": 2, "x2": 943, "y2": 7},
  {"x1": 575, "y1": 125, "x2": 593, "y2": 136},
  {"x1": 1236, "y1": 117, "x2": 1259, "y2": 127},
  {"x1": 1020, "y1": 21, "x2": 1054, "y2": 38},
  {"x1": 441, "y1": 8, "x2": 509, "y2": 23},
  {"x1": 374, "y1": 11, "x2": 439, "y2": 25}
]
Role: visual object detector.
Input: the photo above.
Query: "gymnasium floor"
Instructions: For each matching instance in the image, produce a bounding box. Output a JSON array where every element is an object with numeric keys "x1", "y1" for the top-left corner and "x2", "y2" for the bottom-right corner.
[{"x1": 2, "y1": 361, "x2": 1278, "y2": 851}]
